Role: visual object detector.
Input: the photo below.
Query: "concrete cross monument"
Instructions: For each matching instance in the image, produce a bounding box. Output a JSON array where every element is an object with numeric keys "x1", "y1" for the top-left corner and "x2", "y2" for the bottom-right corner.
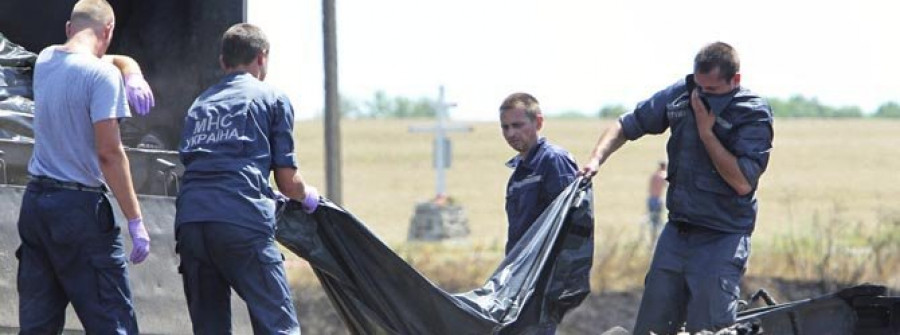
[{"x1": 407, "y1": 86, "x2": 472, "y2": 241}]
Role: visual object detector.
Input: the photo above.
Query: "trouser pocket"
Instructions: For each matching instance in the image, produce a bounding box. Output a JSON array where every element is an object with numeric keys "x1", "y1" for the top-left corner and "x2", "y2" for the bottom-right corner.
[
  {"x1": 89, "y1": 254, "x2": 131, "y2": 307},
  {"x1": 82, "y1": 254, "x2": 136, "y2": 333}
]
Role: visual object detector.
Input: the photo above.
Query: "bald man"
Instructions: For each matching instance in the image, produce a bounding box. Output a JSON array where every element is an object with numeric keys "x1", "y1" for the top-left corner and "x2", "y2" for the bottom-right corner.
[{"x1": 15, "y1": 0, "x2": 150, "y2": 333}]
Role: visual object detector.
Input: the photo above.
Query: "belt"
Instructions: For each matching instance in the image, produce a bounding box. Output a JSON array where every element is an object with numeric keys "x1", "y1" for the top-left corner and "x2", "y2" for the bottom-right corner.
[
  {"x1": 29, "y1": 175, "x2": 108, "y2": 193},
  {"x1": 671, "y1": 220, "x2": 718, "y2": 235}
]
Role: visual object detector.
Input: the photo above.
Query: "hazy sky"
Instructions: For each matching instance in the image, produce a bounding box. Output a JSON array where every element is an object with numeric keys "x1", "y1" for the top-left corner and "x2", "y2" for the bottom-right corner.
[{"x1": 249, "y1": 0, "x2": 898, "y2": 121}]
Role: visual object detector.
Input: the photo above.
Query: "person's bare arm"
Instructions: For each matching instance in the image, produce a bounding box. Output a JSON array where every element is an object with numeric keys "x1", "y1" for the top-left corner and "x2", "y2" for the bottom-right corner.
[
  {"x1": 690, "y1": 89, "x2": 752, "y2": 195},
  {"x1": 274, "y1": 166, "x2": 321, "y2": 213},
  {"x1": 94, "y1": 119, "x2": 141, "y2": 220},
  {"x1": 274, "y1": 167, "x2": 312, "y2": 200},
  {"x1": 102, "y1": 54, "x2": 143, "y2": 75},
  {"x1": 102, "y1": 55, "x2": 155, "y2": 115},
  {"x1": 579, "y1": 120, "x2": 628, "y2": 178}
]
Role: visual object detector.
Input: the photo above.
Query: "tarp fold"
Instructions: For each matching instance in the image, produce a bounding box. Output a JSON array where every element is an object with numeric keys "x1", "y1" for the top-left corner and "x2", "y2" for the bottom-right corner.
[{"x1": 276, "y1": 178, "x2": 594, "y2": 334}]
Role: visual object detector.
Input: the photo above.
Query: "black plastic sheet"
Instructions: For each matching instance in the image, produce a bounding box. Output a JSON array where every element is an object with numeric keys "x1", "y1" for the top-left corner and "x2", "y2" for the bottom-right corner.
[
  {"x1": 0, "y1": 34, "x2": 35, "y2": 140},
  {"x1": 276, "y1": 179, "x2": 594, "y2": 334},
  {"x1": 0, "y1": 33, "x2": 36, "y2": 68},
  {"x1": 0, "y1": 33, "x2": 36, "y2": 101}
]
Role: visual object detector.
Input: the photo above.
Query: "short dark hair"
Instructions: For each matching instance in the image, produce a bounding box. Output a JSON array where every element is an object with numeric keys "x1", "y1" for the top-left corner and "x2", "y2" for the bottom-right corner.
[
  {"x1": 220, "y1": 23, "x2": 269, "y2": 68},
  {"x1": 694, "y1": 41, "x2": 740, "y2": 81},
  {"x1": 499, "y1": 92, "x2": 541, "y2": 121},
  {"x1": 70, "y1": 0, "x2": 115, "y2": 30}
]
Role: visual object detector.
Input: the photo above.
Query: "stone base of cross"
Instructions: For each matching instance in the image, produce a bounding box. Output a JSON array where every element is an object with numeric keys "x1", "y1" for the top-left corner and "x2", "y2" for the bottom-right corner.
[{"x1": 408, "y1": 201, "x2": 469, "y2": 241}]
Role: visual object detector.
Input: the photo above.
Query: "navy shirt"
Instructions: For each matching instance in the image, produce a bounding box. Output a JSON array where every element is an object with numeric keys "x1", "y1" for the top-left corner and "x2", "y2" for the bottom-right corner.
[
  {"x1": 619, "y1": 75, "x2": 774, "y2": 233},
  {"x1": 176, "y1": 72, "x2": 297, "y2": 235},
  {"x1": 505, "y1": 137, "x2": 577, "y2": 253}
]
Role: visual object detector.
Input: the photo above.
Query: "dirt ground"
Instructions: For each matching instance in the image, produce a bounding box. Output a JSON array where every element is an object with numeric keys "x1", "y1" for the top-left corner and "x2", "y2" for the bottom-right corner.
[{"x1": 291, "y1": 276, "x2": 895, "y2": 334}]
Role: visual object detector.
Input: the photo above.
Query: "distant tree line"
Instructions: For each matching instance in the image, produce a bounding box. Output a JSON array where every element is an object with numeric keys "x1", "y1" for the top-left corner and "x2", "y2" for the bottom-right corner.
[
  {"x1": 768, "y1": 95, "x2": 863, "y2": 118},
  {"x1": 872, "y1": 101, "x2": 900, "y2": 118},
  {"x1": 342, "y1": 90, "x2": 437, "y2": 119},
  {"x1": 339, "y1": 91, "x2": 900, "y2": 119}
]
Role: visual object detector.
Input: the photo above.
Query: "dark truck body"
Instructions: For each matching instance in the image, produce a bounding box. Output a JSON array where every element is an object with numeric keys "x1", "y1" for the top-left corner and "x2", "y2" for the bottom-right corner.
[
  {"x1": 736, "y1": 284, "x2": 900, "y2": 335},
  {"x1": 0, "y1": 2, "x2": 254, "y2": 333},
  {"x1": 0, "y1": 0, "x2": 246, "y2": 149},
  {"x1": 0, "y1": 0, "x2": 246, "y2": 195}
]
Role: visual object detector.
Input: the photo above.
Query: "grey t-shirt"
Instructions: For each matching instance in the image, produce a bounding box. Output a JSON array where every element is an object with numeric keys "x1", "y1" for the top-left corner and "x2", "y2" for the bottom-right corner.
[{"x1": 28, "y1": 47, "x2": 131, "y2": 187}]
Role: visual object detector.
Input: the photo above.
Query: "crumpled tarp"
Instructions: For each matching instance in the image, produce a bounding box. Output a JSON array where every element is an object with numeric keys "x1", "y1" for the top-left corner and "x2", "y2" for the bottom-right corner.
[
  {"x1": 0, "y1": 33, "x2": 36, "y2": 101},
  {"x1": 0, "y1": 32, "x2": 35, "y2": 140},
  {"x1": 0, "y1": 96, "x2": 34, "y2": 138},
  {"x1": 275, "y1": 178, "x2": 594, "y2": 334}
]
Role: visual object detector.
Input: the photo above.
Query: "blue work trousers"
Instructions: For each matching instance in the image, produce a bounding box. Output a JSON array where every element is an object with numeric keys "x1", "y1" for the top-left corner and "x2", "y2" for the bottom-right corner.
[
  {"x1": 633, "y1": 221, "x2": 750, "y2": 335},
  {"x1": 176, "y1": 222, "x2": 300, "y2": 335},
  {"x1": 16, "y1": 182, "x2": 138, "y2": 334}
]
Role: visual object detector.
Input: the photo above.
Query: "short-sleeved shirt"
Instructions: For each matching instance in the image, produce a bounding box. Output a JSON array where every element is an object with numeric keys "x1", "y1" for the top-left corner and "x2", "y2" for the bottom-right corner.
[
  {"x1": 619, "y1": 75, "x2": 774, "y2": 233},
  {"x1": 27, "y1": 47, "x2": 131, "y2": 187},
  {"x1": 175, "y1": 72, "x2": 297, "y2": 235},
  {"x1": 505, "y1": 137, "x2": 577, "y2": 253}
]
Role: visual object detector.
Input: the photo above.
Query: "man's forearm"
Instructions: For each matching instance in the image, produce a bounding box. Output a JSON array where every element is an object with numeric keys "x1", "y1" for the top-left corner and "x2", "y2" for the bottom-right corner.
[
  {"x1": 99, "y1": 148, "x2": 142, "y2": 220},
  {"x1": 102, "y1": 54, "x2": 142, "y2": 75},
  {"x1": 698, "y1": 131, "x2": 752, "y2": 195},
  {"x1": 588, "y1": 121, "x2": 627, "y2": 167},
  {"x1": 274, "y1": 167, "x2": 310, "y2": 200}
]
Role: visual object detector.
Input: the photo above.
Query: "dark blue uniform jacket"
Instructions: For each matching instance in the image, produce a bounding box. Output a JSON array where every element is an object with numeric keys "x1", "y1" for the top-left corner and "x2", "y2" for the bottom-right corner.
[
  {"x1": 505, "y1": 138, "x2": 577, "y2": 253},
  {"x1": 619, "y1": 75, "x2": 774, "y2": 233},
  {"x1": 176, "y1": 72, "x2": 297, "y2": 235}
]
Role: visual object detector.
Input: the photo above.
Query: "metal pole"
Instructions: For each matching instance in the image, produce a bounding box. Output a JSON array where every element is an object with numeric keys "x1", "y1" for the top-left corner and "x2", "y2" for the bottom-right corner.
[{"x1": 322, "y1": 0, "x2": 342, "y2": 204}]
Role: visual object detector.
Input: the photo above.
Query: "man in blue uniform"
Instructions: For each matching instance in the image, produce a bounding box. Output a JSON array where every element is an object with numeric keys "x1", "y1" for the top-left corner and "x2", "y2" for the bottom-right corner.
[
  {"x1": 175, "y1": 23, "x2": 320, "y2": 334},
  {"x1": 579, "y1": 42, "x2": 774, "y2": 334},
  {"x1": 500, "y1": 92, "x2": 578, "y2": 334},
  {"x1": 16, "y1": 0, "x2": 153, "y2": 333}
]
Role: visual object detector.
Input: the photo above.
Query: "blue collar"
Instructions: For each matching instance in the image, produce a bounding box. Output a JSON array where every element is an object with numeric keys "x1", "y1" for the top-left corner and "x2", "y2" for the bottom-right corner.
[
  {"x1": 222, "y1": 71, "x2": 255, "y2": 84},
  {"x1": 505, "y1": 137, "x2": 547, "y2": 169}
]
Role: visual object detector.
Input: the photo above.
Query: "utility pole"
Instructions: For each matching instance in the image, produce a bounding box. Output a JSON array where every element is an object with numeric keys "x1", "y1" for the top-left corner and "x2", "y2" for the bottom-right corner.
[{"x1": 322, "y1": 0, "x2": 342, "y2": 204}]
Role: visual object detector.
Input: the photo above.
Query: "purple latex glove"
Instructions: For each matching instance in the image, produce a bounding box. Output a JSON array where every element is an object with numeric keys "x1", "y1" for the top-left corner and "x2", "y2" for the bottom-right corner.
[
  {"x1": 124, "y1": 73, "x2": 155, "y2": 116},
  {"x1": 302, "y1": 186, "x2": 320, "y2": 214},
  {"x1": 128, "y1": 217, "x2": 151, "y2": 264}
]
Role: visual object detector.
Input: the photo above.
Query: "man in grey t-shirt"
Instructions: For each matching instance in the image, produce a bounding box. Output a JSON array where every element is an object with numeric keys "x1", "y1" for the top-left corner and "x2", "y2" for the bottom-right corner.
[{"x1": 16, "y1": 0, "x2": 154, "y2": 333}]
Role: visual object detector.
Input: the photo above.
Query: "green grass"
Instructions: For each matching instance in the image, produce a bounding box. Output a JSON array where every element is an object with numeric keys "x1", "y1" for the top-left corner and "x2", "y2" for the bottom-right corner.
[{"x1": 283, "y1": 118, "x2": 900, "y2": 291}]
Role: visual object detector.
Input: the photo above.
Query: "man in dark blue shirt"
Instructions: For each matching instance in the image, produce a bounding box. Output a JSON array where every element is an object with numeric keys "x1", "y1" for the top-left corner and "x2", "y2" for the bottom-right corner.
[
  {"x1": 500, "y1": 92, "x2": 578, "y2": 334},
  {"x1": 579, "y1": 42, "x2": 774, "y2": 334},
  {"x1": 175, "y1": 23, "x2": 320, "y2": 334}
]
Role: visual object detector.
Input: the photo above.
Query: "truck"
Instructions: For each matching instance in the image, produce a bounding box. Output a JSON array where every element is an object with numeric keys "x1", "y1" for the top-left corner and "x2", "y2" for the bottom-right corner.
[
  {"x1": 0, "y1": 1, "x2": 252, "y2": 333},
  {"x1": 0, "y1": 0, "x2": 248, "y2": 195}
]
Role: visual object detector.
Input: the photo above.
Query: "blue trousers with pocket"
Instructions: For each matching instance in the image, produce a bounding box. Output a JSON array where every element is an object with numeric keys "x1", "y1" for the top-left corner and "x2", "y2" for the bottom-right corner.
[
  {"x1": 176, "y1": 222, "x2": 300, "y2": 335},
  {"x1": 16, "y1": 182, "x2": 138, "y2": 334},
  {"x1": 633, "y1": 221, "x2": 750, "y2": 334}
]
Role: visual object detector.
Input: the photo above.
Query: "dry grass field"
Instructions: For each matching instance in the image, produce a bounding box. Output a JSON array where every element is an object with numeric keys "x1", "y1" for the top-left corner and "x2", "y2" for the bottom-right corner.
[{"x1": 283, "y1": 118, "x2": 900, "y2": 332}]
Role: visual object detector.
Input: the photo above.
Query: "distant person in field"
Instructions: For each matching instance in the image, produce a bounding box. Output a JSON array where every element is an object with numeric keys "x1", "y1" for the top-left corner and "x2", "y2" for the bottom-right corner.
[
  {"x1": 647, "y1": 160, "x2": 667, "y2": 242},
  {"x1": 578, "y1": 42, "x2": 774, "y2": 334},
  {"x1": 174, "y1": 23, "x2": 319, "y2": 334},
  {"x1": 498, "y1": 92, "x2": 578, "y2": 335},
  {"x1": 15, "y1": 0, "x2": 154, "y2": 333}
]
